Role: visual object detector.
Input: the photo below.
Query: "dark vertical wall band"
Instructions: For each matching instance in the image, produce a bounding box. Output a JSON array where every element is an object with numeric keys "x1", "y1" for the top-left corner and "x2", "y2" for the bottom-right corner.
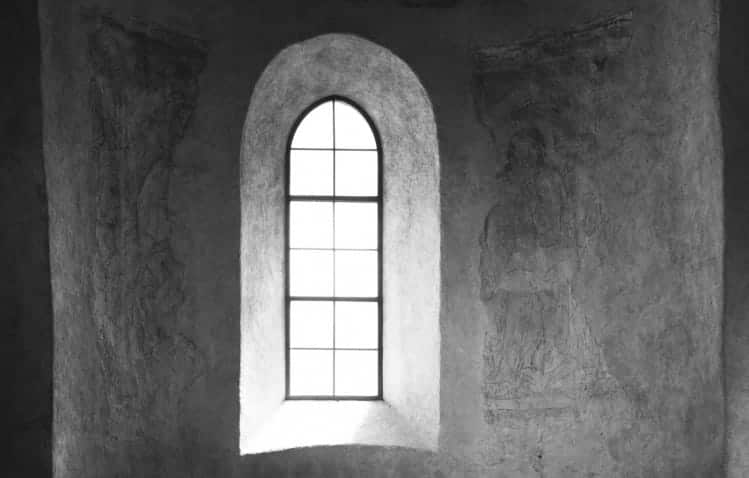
[
  {"x1": 722, "y1": 0, "x2": 749, "y2": 474},
  {"x1": 1, "y1": 0, "x2": 53, "y2": 476}
]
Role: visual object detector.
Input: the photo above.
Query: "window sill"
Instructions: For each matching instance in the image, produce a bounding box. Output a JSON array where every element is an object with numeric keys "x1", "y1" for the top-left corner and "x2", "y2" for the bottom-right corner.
[{"x1": 240, "y1": 400, "x2": 429, "y2": 455}]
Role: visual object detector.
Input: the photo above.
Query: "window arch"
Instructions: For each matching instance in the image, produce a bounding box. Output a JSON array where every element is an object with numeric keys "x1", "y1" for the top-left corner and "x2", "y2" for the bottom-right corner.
[
  {"x1": 285, "y1": 97, "x2": 383, "y2": 399},
  {"x1": 240, "y1": 33, "x2": 440, "y2": 453}
]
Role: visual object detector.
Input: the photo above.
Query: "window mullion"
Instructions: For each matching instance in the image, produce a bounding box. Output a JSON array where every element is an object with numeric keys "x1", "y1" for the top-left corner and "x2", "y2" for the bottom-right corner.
[{"x1": 332, "y1": 99, "x2": 336, "y2": 398}]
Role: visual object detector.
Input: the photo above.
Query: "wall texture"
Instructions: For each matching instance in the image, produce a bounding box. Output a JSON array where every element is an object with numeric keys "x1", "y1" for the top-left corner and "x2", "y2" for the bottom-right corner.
[
  {"x1": 86, "y1": 15, "x2": 212, "y2": 475},
  {"x1": 1, "y1": 1, "x2": 53, "y2": 476},
  {"x1": 40, "y1": 0, "x2": 723, "y2": 477},
  {"x1": 722, "y1": 0, "x2": 749, "y2": 475},
  {"x1": 472, "y1": 7, "x2": 723, "y2": 476},
  {"x1": 43, "y1": 7, "x2": 238, "y2": 477}
]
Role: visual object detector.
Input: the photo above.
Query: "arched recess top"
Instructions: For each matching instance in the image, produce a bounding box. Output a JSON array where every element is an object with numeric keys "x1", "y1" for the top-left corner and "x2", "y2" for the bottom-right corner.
[
  {"x1": 241, "y1": 33, "x2": 438, "y2": 196},
  {"x1": 240, "y1": 34, "x2": 440, "y2": 454}
]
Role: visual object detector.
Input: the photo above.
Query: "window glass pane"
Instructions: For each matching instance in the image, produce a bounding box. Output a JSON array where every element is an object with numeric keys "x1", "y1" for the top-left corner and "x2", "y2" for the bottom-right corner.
[
  {"x1": 290, "y1": 250, "x2": 333, "y2": 297},
  {"x1": 291, "y1": 101, "x2": 334, "y2": 149},
  {"x1": 334, "y1": 101, "x2": 376, "y2": 150},
  {"x1": 290, "y1": 301, "x2": 333, "y2": 348},
  {"x1": 335, "y1": 302, "x2": 378, "y2": 349},
  {"x1": 334, "y1": 350, "x2": 378, "y2": 396},
  {"x1": 290, "y1": 201, "x2": 333, "y2": 249},
  {"x1": 335, "y1": 250, "x2": 378, "y2": 297},
  {"x1": 289, "y1": 150, "x2": 333, "y2": 196},
  {"x1": 335, "y1": 202, "x2": 378, "y2": 250},
  {"x1": 335, "y1": 151, "x2": 378, "y2": 197},
  {"x1": 289, "y1": 350, "x2": 333, "y2": 396}
]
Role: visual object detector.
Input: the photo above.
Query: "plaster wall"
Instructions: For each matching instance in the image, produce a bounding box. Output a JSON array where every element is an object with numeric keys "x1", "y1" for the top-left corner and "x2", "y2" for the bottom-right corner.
[
  {"x1": 2, "y1": 1, "x2": 53, "y2": 476},
  {"x1": 40, "y1": 0, "x2": 722, "y2": 477}
]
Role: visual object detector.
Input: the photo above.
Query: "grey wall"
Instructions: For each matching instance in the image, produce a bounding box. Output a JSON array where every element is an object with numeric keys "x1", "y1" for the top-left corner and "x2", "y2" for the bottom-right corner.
[
  {"x1": 1, "y1": 0, "x2": 53, "y2": 476},
  {"x1": 43, "y1": 5, "x2": 237, "y2": 476},
  {"x1": 722, "y1": 0, "x2": 749, "y2": 475},
  {"x1": 40, "y1": 0, "x2": 722, "y2": 477}
]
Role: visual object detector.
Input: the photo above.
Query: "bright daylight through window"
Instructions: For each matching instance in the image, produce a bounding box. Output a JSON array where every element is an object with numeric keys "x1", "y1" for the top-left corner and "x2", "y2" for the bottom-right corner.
[{"x1": 286, "y1": 97, "x2": 382, "y2": 399}]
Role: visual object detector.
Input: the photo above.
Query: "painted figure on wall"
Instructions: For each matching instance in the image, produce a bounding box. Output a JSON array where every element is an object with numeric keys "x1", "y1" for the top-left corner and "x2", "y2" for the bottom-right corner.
[
  {"x1": 479, "y1": 125, "x2": 583, "y2": 406},
  {"x1": 474, "y1": 12, "x2": 633, "y2": 416}
]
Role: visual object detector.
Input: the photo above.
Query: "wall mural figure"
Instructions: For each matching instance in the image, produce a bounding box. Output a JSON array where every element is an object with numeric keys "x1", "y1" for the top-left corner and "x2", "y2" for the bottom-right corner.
[
  {"x1": 473, "y1": 10, "x2": 632, "y2": 424},
  {"x1": 86, "y1": 13, "x2": 207, "y2": 468},
  {"x1": 479, "y1": 126, "x2": 580, "y2": 405}
]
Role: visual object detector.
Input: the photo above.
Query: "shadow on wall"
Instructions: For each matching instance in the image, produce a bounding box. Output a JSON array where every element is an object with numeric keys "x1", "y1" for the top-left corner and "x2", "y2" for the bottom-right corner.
[
  {"x1": 2, "y1": 0, "x2": 53, "y2": 476},
  {"x1": 721, "y1": 0, "x2": 749, "y2": 475}
]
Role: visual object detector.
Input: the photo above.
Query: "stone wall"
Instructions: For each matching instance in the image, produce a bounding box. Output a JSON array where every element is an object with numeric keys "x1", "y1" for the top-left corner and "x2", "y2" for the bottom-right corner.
[
  {"x1": 1, "y1": 1, "x2": 53, "y2": 476},
  {"x1": 40, "y1": 0, "x2": 723, "y2": 476}
]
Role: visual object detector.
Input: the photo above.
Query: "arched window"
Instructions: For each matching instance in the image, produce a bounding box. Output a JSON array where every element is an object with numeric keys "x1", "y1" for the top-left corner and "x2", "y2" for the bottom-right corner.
[
  {"x1": 241, "y1": 34, "x2": 439, "y2": 454},
  {"x1": 285, "y1": 97, "x2": 382, "y2": 399}
]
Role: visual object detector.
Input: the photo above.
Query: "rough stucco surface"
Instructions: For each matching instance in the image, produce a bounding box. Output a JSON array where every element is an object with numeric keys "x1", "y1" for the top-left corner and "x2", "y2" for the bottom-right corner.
[
  {"x1": 2, "y1": 1, "x2": 53, "y2": 477},
  {"x1": 40, "y1": 0, "x2": 722, "y2": 477},
  {"x1": 45, "y1": 7, "x2": 238, "y2": 478},
  {"x1": 85, "y1": 14, "x2": 210, "y2": 475},
  {"x1": 474, "y1": 10, "x2": 723, "y2": 476},
  {"x1": 722, "y1": 0, "x2": 749, "y2": 475}
]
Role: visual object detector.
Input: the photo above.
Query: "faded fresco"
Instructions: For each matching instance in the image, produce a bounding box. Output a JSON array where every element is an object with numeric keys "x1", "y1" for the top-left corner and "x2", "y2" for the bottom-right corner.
[
  {"x1": 474, "y1": 12, "x2": 639, "y2": 474},
  {"x1": 476, "y1": 11, "x2": 631, "y2": 419},
  {"x1": 87, "y1": 14, "x2": 207, "y2": 470},
  {"x1": 474, "y1": 9, "x2": 722, "y2": 475}
]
